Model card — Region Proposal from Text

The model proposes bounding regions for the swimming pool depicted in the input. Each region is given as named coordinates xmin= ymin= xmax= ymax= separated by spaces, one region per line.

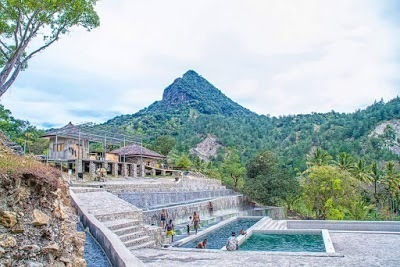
xmin=240 ymin=232 xmax=325 ymax=252
xmin=178 ymin=217 xmax=261 ymax=249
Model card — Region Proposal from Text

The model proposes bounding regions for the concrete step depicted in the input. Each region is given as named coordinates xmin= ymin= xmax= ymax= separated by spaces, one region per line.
xmin=71 ymin=187 xmax=106 ymax=193
xmin=277 ymin=220 xmax=287 ymax=230
xmin=129 ymin=240 xmax=156 ymax=250
xmin=114 ymin=225 xmax=143 ymax=236
xmin=95 ymin=211 xmax=142 ymax=222
xmin=119 ymin=231 xmax=146 ymax=242
xmin=104 ymin=219 xmax=142 ymax=231
xmin=259 ymin=218 xmax=273 ymax=229
xmin=123 ymin=235 xmax=153 ymax=248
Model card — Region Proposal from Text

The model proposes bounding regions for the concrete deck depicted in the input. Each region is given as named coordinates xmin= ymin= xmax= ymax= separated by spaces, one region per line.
xmin=132 ymin=232 xmax=400 ymax=266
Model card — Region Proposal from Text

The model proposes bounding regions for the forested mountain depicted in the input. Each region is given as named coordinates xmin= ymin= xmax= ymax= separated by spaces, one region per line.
xmin=104 ymin=70 xmax=400 ymax=173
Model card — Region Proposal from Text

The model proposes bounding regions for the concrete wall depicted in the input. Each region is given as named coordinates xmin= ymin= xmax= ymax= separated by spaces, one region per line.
xmin=70 ymin=190 xmax=145 ymax=267
xmin=143 ymin=195 xmax=250 ymax=225
xmin=287 ymin=220 xmax=400 ymax=232
xmin=118 ymin=189 xmax=237 ymax=209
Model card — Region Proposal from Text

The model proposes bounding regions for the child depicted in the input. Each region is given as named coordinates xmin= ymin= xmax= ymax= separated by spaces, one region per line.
xmin=165 ymin=219 xmax=175 ymax=242
xmin=187 ymin=216 xmax=192 ymax=235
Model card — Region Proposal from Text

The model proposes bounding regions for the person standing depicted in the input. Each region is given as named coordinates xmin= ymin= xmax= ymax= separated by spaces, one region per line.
xmin=165 ymin=219 xmax=175 ymax=242
xmin=192 ymin=211 xmax=200 ymax=234
xmin=187 ymin=216 xmax=192 ymax=235
xmin=226 ymin=232 xmax=238 ymax=251
xmin=160 ymin=209 xmax=167 ymax=229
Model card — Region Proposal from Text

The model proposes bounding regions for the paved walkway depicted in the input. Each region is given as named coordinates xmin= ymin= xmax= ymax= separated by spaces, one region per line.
xmin=132 ymin=232 xmax=400 ymax=267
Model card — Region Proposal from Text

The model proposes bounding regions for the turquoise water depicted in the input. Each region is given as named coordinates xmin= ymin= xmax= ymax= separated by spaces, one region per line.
xmin=77 ymin=223 xmax=111 ymax=267
xmin=180 ymin=218 xmax=260 ymax=249
xmin=240 ymin=233 xmax=325 ymax=252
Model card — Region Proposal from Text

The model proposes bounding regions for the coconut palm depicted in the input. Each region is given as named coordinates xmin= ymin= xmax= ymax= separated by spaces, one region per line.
xmin=306 ymin=147 xmax=332 ymax=167
xmin=334 ymin=152 xmax=354 ymax=172
xmin=352 ymin=159 xmax=372 ymax=184
xmin=370 ymin=162 xmax=381 ymax=195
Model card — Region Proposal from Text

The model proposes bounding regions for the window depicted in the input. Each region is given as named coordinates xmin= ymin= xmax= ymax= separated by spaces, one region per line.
xmin=53 ymin=144 xmax=65 ymax=151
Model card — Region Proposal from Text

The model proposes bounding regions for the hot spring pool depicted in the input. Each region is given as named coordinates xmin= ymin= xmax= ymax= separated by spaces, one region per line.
xmin=240 ymin=233 xmax=325 ymax=252
xmin=179 ymin=217 xmax=261 ymax=249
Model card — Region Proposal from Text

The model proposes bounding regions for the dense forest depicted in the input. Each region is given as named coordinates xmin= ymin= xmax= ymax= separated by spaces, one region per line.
xmin=1 ymin=71 xmax=399 ymax=220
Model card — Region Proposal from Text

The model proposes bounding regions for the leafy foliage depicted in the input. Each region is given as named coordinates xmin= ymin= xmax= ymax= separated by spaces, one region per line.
xmin=0 ymin=0 xmax=100 ymax=96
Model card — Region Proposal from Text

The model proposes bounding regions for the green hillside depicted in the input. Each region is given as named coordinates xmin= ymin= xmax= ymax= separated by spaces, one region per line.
xmin=104 ymin=70 xmax=400 ymax=173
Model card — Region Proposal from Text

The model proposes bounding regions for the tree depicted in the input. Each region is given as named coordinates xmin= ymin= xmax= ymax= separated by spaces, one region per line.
xmin=301 ymin=165 xmax=362 ymax=219
xmin=220 ymin=149 xmax=245 ymax=189
xmin=175 ymin=154 xmax=191 ymax=169
xmin=152 ymin=135 xmax=176 ymax=156
xmin=370 ymin=162 xmax=381 ymax=195
xmin=352 ymin=159 xmax=372 ymax=184
xmin=306 ymin=147 xmax=332 ymax=168
xmin=334 ymin=152 xmax=354 ymax=172
xmin=0 ymin=0 xmax=100 ymax=97
xmin=244 ymin=150 xmax=300 ymax=207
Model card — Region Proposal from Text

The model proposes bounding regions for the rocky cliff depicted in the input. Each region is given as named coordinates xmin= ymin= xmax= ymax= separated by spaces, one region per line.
xmin=0 ymin=131 xmax=86 ymax=267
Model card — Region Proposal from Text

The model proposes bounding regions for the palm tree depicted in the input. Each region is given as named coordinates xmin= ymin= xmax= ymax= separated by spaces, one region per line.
xmin=334 ymin=152 xmax=354 ymax=172
xmin=352 ymin=159 xmax=372 ymax=184
xmin=382 ymin=162 xmax=400 ymax=213
xmin=370 ymin=162 xmax=381 ymax=195
xmin=306 ymin=147 xmax=332 ymax=167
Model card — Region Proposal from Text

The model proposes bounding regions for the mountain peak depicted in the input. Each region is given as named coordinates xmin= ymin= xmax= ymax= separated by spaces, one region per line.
xmin=158 ymin=70 xmax=253 ymax=116
xmin=182 ymin=70 xmax=200 ymax=79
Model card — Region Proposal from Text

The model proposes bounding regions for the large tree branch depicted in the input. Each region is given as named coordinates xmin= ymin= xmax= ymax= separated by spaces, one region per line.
xmin=0 ymin=46 xmax=9 ymax=60
xmin=24 ymin=24 xmax=66 ymax=62
xmin=0 ymin=39 xmax=11 ymax=52
xmin=0 ymin=61 xmax=21 ymax=97
xmin=20 ymin=10 xmax=39 ymax=48
xmin=14 ymin=8 xmax=22 ymax=47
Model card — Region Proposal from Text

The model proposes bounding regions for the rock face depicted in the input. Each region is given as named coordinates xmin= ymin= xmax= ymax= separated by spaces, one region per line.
xmin=371 ymin=119 xmax=400 ymax=156
xmin=190 ymin=135 xmax=222 ymax=162
xmin=0 ymin=137 xmax=87 ymax=267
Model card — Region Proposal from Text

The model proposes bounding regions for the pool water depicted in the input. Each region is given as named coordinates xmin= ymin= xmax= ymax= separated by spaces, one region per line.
xmin=240 ymin=233 xmax=325 ymax=252
xmin=180 ymin=218 xmax=260 ymax=249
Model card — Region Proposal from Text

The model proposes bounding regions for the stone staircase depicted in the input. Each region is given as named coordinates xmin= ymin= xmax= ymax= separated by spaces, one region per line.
xmin=103 ymin=217 xmax=156 ymax=250
xmin=258 ymin=218 xmax=287 ymax=230
xmin=95 ymin=212 xmax=156 ymax=250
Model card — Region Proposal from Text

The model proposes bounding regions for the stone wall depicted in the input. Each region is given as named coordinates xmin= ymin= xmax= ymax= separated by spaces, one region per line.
xmin=143 ymin=195 xmax=250 ymax=225
xmin=118 ymin=189 xmax=237 ymax=209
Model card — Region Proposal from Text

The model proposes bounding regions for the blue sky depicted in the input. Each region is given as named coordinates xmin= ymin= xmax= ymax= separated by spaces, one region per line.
xmin=1 ymin=0 xmax=399 ymax=128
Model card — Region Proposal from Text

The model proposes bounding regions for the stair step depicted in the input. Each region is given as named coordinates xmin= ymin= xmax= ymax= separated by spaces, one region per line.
xmin=104 ymin=218 xmax=141 ymax=231
xmin=123 ymin=235 xmax=152 ymax=247
xmin=119 ymin=231 xmax=146 ymax=242
xmin=114 ymin=225 xmax=143 ymax=236
xmin=129 ymin=240 xmax=156 ymax=250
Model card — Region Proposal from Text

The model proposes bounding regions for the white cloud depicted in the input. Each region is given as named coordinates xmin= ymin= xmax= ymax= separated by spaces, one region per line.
xmin=1 ymin=0 xmax=399 ymax=127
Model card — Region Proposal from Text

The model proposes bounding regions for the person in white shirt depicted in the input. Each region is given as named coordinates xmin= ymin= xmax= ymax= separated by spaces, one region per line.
xmin=226 ymin=232 xmax=238 ymax=251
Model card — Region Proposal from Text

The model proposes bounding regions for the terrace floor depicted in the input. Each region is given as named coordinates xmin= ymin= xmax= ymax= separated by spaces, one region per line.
xmin=132 ymin=231 xmax=400 ymax=267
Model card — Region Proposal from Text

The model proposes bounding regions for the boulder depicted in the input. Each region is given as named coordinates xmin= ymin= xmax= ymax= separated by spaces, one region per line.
xmin=0 ymin=234 xmax=17 ymax=248
xmin=32 ymin=209 xmax=49 ymax=226
xmin=0 ymin=210 xmax=17 ymax=228
xmin=41 ymin=243 xmax=59 ymax=254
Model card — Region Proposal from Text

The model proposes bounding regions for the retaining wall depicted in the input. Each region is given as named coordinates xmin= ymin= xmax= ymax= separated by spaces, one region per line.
xmin=70 ymin=190 xmax=144 ymax=267
xmin=143 ymin=195 xmax=250 ymax=225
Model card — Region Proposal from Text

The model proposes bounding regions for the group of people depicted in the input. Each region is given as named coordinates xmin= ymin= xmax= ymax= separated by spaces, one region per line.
xmin=160 ymin=207 xmax=245 ymax=251
xmin=161 ymin=209 xmax=201 ymax=242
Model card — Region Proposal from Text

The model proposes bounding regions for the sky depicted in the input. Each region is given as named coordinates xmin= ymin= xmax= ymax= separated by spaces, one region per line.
xmin=1 ymin=0 xmax=400 ymax=129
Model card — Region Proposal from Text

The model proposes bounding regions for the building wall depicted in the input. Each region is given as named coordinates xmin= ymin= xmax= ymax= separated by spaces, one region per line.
xmin=48 ymin=137 xmax=88 ymax=160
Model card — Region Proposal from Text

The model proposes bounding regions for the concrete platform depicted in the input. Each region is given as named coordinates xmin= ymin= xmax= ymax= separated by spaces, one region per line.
xmin=132 ymin=232 xmax=400 ymax=266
